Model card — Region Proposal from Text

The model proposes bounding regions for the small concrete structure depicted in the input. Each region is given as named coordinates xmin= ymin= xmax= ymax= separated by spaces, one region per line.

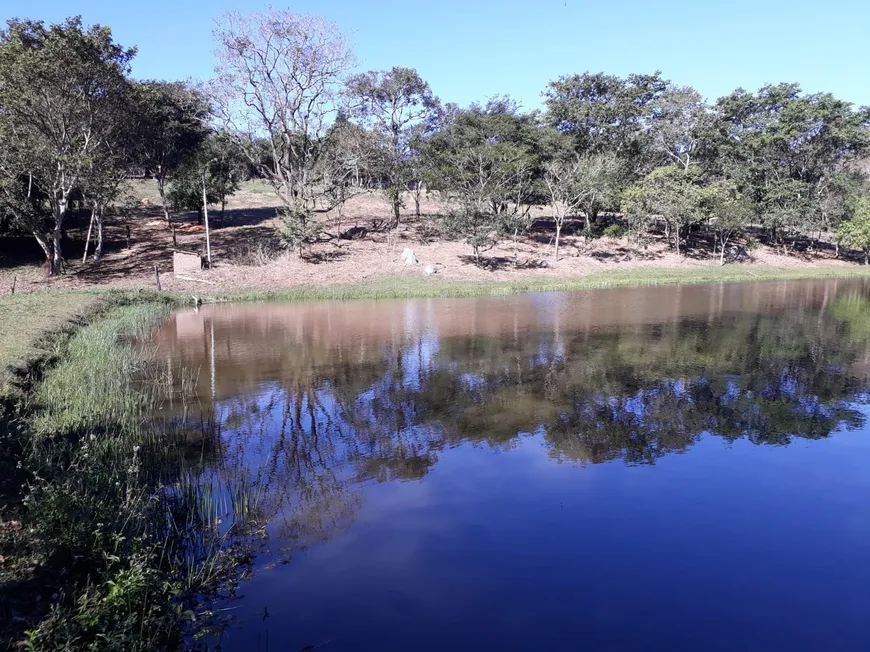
xmin=173 ymin=249 xmax=203 ymax=276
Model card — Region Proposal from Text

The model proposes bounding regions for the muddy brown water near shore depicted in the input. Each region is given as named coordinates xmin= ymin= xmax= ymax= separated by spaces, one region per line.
xmin=154 ymin=279 xmax=870 ymax=651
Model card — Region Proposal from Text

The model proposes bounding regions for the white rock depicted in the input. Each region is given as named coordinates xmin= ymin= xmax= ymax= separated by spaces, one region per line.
xmin=424 ymin=264 xmax=436 ymax=275
xmin=401 ymin=248 xmax=418 ymax=265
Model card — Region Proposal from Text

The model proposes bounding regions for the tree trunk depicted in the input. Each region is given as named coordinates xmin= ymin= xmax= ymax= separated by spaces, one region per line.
xmin=202 ymin=169 xmax=211 ymax=268
xmin=82 ymin=209 xmax=95 ymax=264
xmin=719 ymin=236 xmax=727 ymax=265
xmin=865 ymin=251 xmax=868 ymax=266
xmin=675 ymin=226 xmax=681 ymax=257
xmin=587 ymin=207 xmax=598 ymax=228
xmin=49 ymin=199 xmax=67 ymax=276
xmin=94 ymin=205 xmax=104 ymax=263
xmin=33 ymin=231 xmax=51 ymax=268
xmin=157 ymin=174 xmax=171 ymax=225
xmin=554 ymin=220 xmax=562 ymax=261
xmin=391 ymin=189 xmax=401 ymax=229
xmin=51 ymin=224 xmax=63 ymax=275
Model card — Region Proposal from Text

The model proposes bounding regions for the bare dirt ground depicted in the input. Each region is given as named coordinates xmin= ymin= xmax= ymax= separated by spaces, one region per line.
xmin=0 ymin=180 xmax=858 ymax=295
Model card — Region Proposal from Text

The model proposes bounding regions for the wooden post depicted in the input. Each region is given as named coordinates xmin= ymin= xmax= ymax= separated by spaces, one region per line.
xmin=10 ymin=275 xmax=16 ymax=296
xmin=125 ymin=224 xmax=131 ymax=249
xmin=202 ymin=168 xmax=211 ymax=269
xmin=154 ymin=265 xmax=162 ymax=291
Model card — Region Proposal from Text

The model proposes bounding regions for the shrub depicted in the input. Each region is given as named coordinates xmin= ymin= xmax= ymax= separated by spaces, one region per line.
xmin=603 ymin=223 xmax=626 ymax=239
xmin=275 ymin=202 xmax=321 ymax=257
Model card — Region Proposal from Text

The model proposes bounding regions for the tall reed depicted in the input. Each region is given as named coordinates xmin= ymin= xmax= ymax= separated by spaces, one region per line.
xmin=3 ymin=294 xmax=265 ymax=651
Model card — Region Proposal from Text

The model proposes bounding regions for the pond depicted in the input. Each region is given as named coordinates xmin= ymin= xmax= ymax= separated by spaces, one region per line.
xmin=155 ymin=279 xmax=870 ymax=651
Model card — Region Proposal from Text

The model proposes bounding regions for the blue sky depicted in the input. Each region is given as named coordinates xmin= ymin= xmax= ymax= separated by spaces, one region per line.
xmin=13 ymin=0 xmax=870 ymax=110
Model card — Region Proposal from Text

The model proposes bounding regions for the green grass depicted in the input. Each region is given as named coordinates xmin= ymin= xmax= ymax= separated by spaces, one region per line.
xmin=236 ymin=179 xmax=276 ymax=194
xmin=216 ymin=265 xmax=870 ymax=303
xmin=29 ymin=299 xmax=176 ymax=437
xmin=0 ymin=291 xmax=104 ymax=399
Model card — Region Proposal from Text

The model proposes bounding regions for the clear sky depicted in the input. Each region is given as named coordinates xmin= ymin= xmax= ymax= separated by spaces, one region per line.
xmin=11 ymin=0 xmax=870 ymax=110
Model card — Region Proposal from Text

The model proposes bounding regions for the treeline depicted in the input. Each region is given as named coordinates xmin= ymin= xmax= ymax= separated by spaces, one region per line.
xmin=2 ymin=9 xmax=870 ymax=275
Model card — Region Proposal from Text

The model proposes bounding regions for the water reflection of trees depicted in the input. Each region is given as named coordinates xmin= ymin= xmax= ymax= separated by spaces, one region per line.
xmin=180 ymin=289 xmax=870 ymax=545
xmin=428 ymin=310 xmax=868 ymax=464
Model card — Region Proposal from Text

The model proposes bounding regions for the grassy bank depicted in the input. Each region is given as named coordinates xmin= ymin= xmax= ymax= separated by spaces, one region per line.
xmin=0 ymin=292 xmax=255 ymax=651
xmin=219 ymin=265 xmax=870 ymax=303
xmin=0 ymin=291 xmax=105 ymax=400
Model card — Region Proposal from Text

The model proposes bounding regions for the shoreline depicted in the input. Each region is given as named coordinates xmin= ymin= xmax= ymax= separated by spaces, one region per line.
xmin=212 ymin=265 xmax=870 ymax=303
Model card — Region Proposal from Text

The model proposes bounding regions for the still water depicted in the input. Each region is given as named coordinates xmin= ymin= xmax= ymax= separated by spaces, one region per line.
xmin=156 ymin=280 xmax=870 ymax=651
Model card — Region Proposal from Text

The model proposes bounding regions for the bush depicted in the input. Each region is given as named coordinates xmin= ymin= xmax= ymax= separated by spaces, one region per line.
xmin=275 ymin=202 xmax=321 ymax=257
xmin=603 ymin=223 xmax=626 ymax=239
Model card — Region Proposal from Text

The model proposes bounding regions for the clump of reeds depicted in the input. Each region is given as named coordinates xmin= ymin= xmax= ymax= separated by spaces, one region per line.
xmin=2 ymin=295 xmax=268 ymax=651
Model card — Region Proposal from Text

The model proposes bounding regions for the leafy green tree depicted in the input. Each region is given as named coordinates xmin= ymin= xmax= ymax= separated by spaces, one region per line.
xmin=622 ymin=165 xmax=713 ymax=255
xmin=758 ymin=178 xmax=818 ymax=250
xmin=544 ymin=71 xmax=668 ymax=164
xmin=424 ymin=98 xmax=543 ymax=264
xmin=167 ymin=131 xmax=245 ymax=222
xmin=0 ymin=17 xmax=134 ymax=274
xmin=648 ymin=85 xmax=709 ymax=171
xmin=132 ymin=80 xmax=209 ymax=225
xmin=276 ymin=201 xmax=321 ymax=258
xmin=79 ymin=126 xmax=138 ymax=264
xmin=167 ymin=162 xmax=218 ymax=218
xmin=347 ymin=67 xmax=439 ymax=227
xmin=837 ymin=195 xmax=870 ymax=264
xmin=712 ymin=83 xmax=870 ymax=246
xmin=707 ymin=183 xmax=753 ymax=264
xmin=817 ymin=171 xmax=867 ymax=256
xmin=317 ymin=114 xmax=384 ymax=221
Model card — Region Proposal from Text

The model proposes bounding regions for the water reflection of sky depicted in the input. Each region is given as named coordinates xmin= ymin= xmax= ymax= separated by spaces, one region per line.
xmin=220 ymin=433 xmax=870 ymax=651
xmin=156 ymin=280 xmax=870 ymax=651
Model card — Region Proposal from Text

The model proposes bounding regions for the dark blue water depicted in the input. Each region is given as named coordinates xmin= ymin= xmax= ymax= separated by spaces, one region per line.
xmin=160 ymin=279 xmax=870 ymax=651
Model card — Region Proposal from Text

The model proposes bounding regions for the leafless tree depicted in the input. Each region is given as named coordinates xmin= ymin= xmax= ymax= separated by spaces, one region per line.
xmin=210 ymin=8 xmax=356 ymax=209
xmin=544 ymin=152 xmax=620 ymax=260
xmin=544 ymin=157 xmax=586 ymax=261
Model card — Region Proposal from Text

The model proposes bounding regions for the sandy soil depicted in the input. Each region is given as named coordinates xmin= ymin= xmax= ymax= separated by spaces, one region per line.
xmin=0 ymin=181 xmax=857 ymax=295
